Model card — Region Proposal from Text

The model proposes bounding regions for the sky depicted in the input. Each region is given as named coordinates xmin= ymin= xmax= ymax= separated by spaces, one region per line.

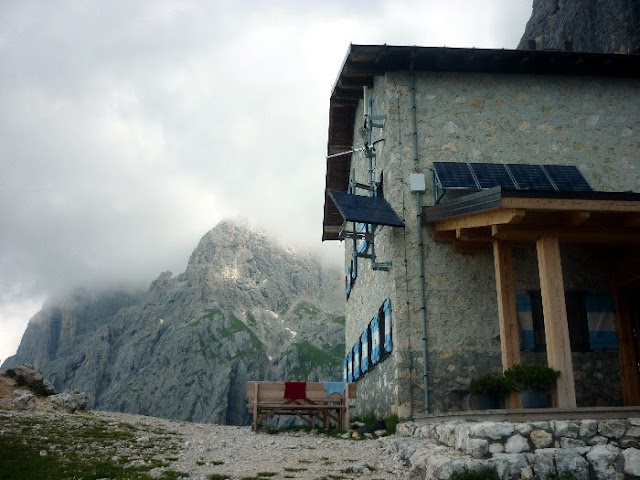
xmin=0 ymin=0 xmax=533 ymax=363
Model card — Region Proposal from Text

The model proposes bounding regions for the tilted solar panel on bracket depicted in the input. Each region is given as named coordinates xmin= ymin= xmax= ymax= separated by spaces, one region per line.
xmin=328 ymin=191 xmax=405 ymax=227
xmin=470 ymin=163 xmax=517 ymax=189
xmin=543 ymin=165 xmax=593 ymax=192
xmin=507 ymin=164 xmax=555 ymax=190
xmin=433 ymin=162 xmax=478 ymax=189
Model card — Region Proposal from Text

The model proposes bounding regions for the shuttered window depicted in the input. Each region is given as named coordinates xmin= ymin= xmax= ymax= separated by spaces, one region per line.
xmin=517 ymin=290 xmax=616 ymax=352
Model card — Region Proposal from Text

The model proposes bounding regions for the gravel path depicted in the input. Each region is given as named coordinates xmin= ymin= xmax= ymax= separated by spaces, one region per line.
xmin=94 ymin=411 xmax=407 ymax=480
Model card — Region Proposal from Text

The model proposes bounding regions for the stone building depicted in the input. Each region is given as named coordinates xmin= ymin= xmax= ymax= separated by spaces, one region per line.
xmin=322 ymin=45 xmax=640 ymax=420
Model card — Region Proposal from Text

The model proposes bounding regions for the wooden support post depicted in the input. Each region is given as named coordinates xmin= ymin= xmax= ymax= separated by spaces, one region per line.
xmin=493 ymin=239 xmax=522 ymax=409
xmin=344 ymin=383 xmax=351 ymax=430
xmin=536 ymin=236 xmax=577 ymax=408
xmin=253 ymin=382 xmax=259 ymax=431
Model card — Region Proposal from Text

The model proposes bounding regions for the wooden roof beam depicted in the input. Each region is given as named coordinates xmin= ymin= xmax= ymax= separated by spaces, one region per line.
xmin=492 ymin=225 xmax=640 ymax=245
xmin=502 ymin=197 xmax=640 ymax=213
xmin=434 ymin=208 xmax=526 ymax=232
xmin=431 ymin=229 xmax=455 ymax=243
xmin=565 ymin=211 xmax=591 ymax=226
xmin=624 ymin=213 xmax=640 ymax=227
xmin=456 ymin=227 xmax=493 ymax=243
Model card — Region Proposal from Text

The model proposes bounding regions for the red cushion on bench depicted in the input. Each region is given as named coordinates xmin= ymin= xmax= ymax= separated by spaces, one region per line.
xmin=284 ymin=381 xmax=306 ymax=399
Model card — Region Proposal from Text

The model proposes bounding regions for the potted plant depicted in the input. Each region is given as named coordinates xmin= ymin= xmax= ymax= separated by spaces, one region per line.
xmin=469 ymin=373 xmax=508 ymax=410
xmin=503 ymin=363 xmax=560 ymax=408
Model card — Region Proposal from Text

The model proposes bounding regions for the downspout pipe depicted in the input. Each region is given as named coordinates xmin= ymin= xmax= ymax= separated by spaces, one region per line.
xmin=410 ymin=61 xmax=429 ymax=414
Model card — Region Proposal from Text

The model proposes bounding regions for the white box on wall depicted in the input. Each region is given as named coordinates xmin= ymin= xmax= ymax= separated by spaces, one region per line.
xmin=410 ymin=173 xmax=426 ymax=192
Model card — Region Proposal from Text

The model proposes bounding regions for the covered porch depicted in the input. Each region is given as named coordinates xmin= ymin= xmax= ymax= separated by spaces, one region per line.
xmin=424 ymin=187 xmax=640 ymax=410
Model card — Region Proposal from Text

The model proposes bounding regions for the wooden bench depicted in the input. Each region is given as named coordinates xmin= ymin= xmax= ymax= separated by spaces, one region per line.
xmin=246 ymin=381 xmax=356 ymax=431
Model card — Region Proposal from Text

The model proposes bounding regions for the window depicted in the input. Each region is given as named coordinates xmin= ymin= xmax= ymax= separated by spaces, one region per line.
xmin=353 ymin=343 xmax=361 ymax=380
xmin=360 ymin=328 xmax=370 ymax=374
xmin=381 ymin=298 xmax=393 ymax=354
xmin=370 ymin=314 xmax=381 ymax=365
xmin=516 ymin=291 xmax=617 ymax=352
xmin=344 ymin=298 xmax=394 ymax=381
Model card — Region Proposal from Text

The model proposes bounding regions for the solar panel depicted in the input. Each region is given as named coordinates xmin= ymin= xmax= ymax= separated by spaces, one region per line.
xmin=543 ymin=165 xmax=593 ymax=192
xmin=431 ymin=162 xmax=593 ymax=202
xmin=470 ymin=163 xmax=517 ymax=189
xmin=328 ymin=191 xmax=405 ymax=227
xmin=507 ymin=164 xmax=554 ymax=190
xmin=433 ymin=162 xmax=478 ymax=189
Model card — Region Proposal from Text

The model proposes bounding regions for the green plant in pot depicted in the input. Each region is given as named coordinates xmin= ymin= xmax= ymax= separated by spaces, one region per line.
xmin=469 ymin=373 xmax=508 ymax=410
xmin=503 ymin=363 xmax=560 ymax=408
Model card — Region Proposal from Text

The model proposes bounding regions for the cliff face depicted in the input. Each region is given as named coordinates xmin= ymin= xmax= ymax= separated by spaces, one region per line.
xmin=518 ymin=0 xmax=640 ymax=53
xmin=3 ymin=220 xmax=345 ymax=424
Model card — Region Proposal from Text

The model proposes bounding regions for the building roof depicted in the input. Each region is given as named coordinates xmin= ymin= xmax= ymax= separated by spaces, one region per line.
xmin=423 ymin=187 xmax=640 ymax=251
xmin=323 ymin=44 xmax=640 ymax=241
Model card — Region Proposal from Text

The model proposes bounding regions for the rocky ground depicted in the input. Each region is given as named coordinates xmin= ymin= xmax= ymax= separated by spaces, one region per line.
xmin=0 ymin=369 xmax=412 ymax=480
xmin=1 ymin=408 xmax=409 ymax=480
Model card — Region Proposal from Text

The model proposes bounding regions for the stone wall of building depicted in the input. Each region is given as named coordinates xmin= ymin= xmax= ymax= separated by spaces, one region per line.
xmin=522 ymin=351 xmax=624 ymax=408
xmin=342 ymin=69 xmax=637 ymax=417
xmin=344 ymin=77 xmax=407 ymax=418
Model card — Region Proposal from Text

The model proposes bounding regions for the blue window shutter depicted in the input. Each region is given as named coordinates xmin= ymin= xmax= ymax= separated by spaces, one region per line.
xmin=586 ymin=295 xmax=618 ymax=350
xmin=357 ymin=223 xmax=368 ymax=254
xmin=370 ymin=315 xmax=380 ymax=365
xmin=343 ymin=357 xmax=348 ymax=382
xmin=347 ymin=351 xmax=353 ymax=382
xmin=516 ymin=292 xmax=536 ymax=350
xmin=351 ymin=254 xmax=357 ymax=280
xmin=383 ymin=298 xmax=393 ymax=354
xmin=353 ymin=343 xmax=361 ymax=380
xmin=345 ymin=266 xmax=352 ymax=297
xmin=360 ymin=329 xmax=369 ymax=374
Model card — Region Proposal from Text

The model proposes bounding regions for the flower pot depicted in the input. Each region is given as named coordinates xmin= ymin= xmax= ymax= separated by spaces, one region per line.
xmin=521 ymin=388 xmax=550 ymax=408
xmin=474 ymin=393 xmax=500 ymax=410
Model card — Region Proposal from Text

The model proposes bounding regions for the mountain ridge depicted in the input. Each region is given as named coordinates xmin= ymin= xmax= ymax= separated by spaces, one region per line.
xmin=2 ymin=219 xmax=345 ymax=424
xmin=518 ymin=0 xmax=640 ymax=53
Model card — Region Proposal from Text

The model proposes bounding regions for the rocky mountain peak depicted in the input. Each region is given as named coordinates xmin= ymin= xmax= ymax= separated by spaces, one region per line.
xmin=182 ymin=219 xmax=337 ymax=314
xmin=518 ymin=0 xmax=640 ymax=53
xmin=3 ymin=220 xmax=345 ymax=424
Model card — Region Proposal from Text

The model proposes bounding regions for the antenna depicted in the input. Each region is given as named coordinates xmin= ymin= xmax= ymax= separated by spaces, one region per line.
xmin=343 ymin=87 xmax=392 ymax=271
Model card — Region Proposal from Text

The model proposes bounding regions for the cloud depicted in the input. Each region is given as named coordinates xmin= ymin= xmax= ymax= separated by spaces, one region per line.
xmin=0 ymin=0 xmax=533 ymax=361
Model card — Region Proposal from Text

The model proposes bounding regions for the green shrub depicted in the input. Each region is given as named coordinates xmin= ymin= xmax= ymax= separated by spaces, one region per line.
xmin=450 ymin=465 xmax=500 ymax=480
xmin=503 ymin=363 xmax=560 ymax=392
xmin=541 ymin=473 xmax=578 ymax=480
xmin=385 ymin=414 xmax=400 ymax=435
xmin=207 ymin=475 xmax=231 ymax=480
xmin=468 ymin=373 xmax=508 ymax=395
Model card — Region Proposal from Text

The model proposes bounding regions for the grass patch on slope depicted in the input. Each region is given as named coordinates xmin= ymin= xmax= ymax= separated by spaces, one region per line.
xmin=290 ymin=341 xmax=344 ymax=379
xmin=292 ymin=301 xmax=320 ymax=318
xmin=0 ymin=412 xmax=183 ymax=480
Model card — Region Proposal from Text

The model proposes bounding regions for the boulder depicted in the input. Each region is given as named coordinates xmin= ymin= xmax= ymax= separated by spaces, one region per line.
xmin=12 ymin=389 xmax=35 ymax=410
xmin=586 ymin=444 xmax=623 ymax=480
xmin=469 ymin=422 xmax=515 ymax=440
xmin=623 ymin=447 xmax=640 ymax=477
xmin=8 ymin=364 xmax=56 ymax=395
xmin=525 ymin=451 xmax=556 ymax=479
xmin=530 ymin=429 xmax=553 ymax=449
xmin=598 ymin=420 xmax=627 ymax=439
xmin=555 ymin=449 xmax=589 ymax=480
xmin=48 ymin=392 xmax=88 ymax=413
xmin=505 ymin=434 xmax=530 ymax=454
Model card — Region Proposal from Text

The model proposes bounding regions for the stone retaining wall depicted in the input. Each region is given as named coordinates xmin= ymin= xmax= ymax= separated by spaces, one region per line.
xmin=396 ymin=419 xmax=640 ymax=479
